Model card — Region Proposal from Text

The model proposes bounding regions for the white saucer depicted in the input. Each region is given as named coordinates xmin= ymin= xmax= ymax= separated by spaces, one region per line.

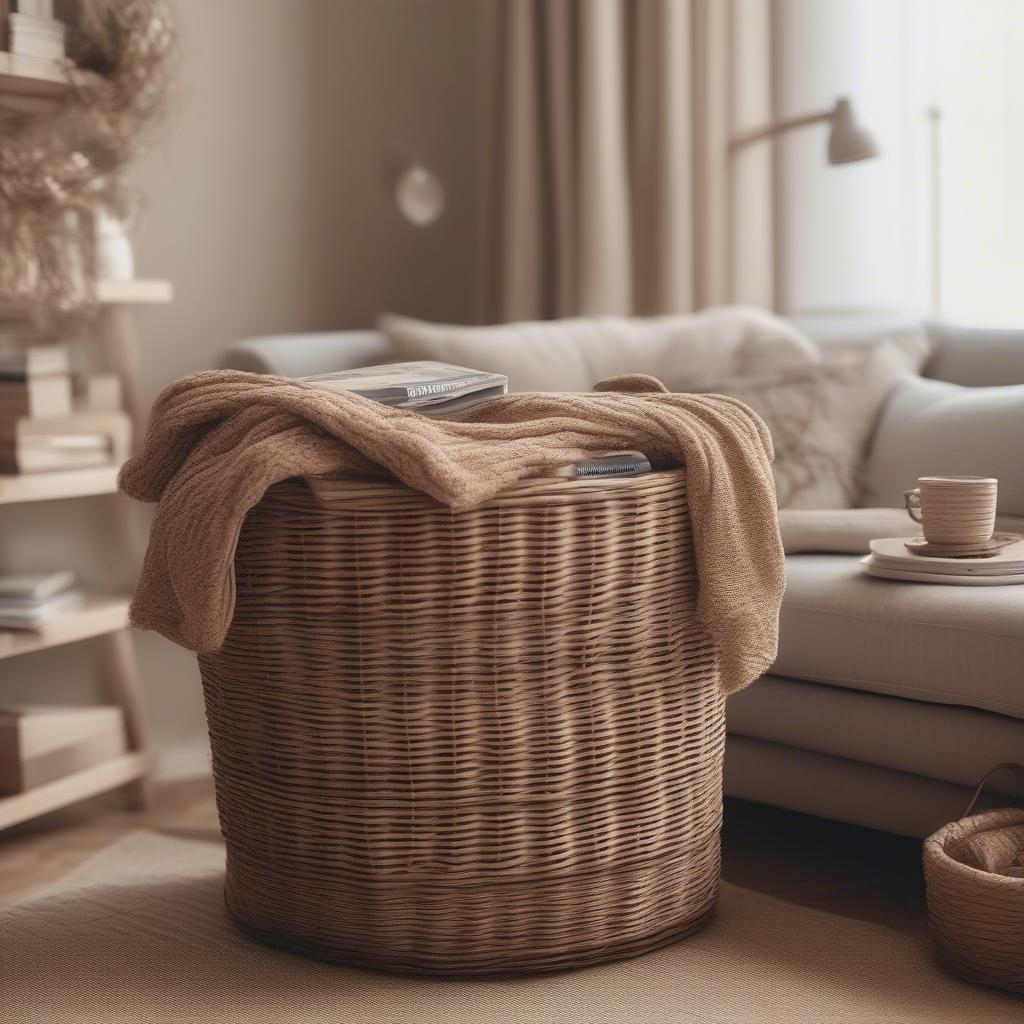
xmin=868 ymin=537 xmax=1024 ymax=576
xmin=904 ymin=531 xmax=1023 ymax=558
xmin=861 ymin=556 xmax=1024 ymax=586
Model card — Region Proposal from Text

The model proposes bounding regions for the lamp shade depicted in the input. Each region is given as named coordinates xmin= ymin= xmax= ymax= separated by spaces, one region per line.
xmin=827 ymin=98 xmax=880 ymax=165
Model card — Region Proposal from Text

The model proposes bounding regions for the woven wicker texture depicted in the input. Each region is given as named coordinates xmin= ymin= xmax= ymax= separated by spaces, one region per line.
xmin=924 ymin=803 xmax=1024 ymax=993
xmin=198 ymin=469 xmax=725 ymax=975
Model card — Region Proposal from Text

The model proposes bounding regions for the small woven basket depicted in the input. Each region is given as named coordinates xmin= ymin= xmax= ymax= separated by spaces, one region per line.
xmin=923 ymin=762 xmax=1024 ymax=993
xmin=198 ymin=468 xmax=726 ymax=975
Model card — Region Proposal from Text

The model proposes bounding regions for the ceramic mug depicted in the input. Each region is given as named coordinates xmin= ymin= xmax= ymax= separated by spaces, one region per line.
xmin=904 ymin=476 xmax=997 ymax=545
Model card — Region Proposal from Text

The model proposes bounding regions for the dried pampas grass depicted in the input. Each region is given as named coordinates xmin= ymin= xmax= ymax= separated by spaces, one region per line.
xmin=0 ymin=0 xmax=176 ymax=311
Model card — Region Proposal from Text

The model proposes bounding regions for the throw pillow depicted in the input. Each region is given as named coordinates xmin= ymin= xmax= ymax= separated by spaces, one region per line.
xmin=677 ymin=341 xmax=915 ymax=509
xmin=818 ymin=324 xmax=932 ymax=374
xmin=379 ymin=306 xmax=819 ymax=393
xmin=859 ymin=376 xmax=1024 ymax=517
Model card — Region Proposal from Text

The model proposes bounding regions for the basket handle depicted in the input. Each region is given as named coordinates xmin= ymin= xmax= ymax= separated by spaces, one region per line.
xmin=960 ymin=762 xmax=1024 ymax=818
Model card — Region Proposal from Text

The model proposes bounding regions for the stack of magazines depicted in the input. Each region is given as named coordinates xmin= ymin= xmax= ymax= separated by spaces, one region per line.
xmin=299 ymin=362 xmax=507 ymax=416
xmin=0 ymin=572 xmax=83 ymax=630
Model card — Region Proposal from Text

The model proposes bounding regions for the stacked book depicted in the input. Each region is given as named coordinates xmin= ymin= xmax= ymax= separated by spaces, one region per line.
xmin=0 ymin=571 xmax=82 ymax=629
xmin=0 ymin=704 xmax=126 ymax=794
xmin=6 ymin=4 xmax=65 ymax=60
xmin=0 ymin=344 xmax=130 ymax=474
xmin=861 ymin=536 xmax=1024 ymax=586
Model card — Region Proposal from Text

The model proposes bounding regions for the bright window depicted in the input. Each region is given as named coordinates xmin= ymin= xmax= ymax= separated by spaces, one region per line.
xmin=774 ymin=0 xmax=1024 ymax=325
xmin=926 ymin=0 xmax=1024 ymax=323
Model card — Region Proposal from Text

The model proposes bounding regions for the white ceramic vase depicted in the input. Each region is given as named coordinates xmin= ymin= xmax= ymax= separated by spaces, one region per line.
xmin=94 ymin=209 xmax=135 ymax=281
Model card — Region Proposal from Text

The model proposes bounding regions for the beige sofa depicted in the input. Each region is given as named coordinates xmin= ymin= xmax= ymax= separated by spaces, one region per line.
xmin=223 ymin=317 xmax=1024 ymax=838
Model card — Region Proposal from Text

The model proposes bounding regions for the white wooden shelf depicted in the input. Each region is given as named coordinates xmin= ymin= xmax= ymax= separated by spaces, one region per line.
xmin=0 ymin=51 xmax=99 ymax=113
xmin=95 ymin=279 xmax=173 ymax=305
xmin=0 ymin=279 xmax=172 ymax=317
xmin=0 ymin=751 xmax=151 ymax=831
xmin=0 ymin=222 xmax=164 ymax=826
xmin=0 ymin=593 xmax=130 ymax=662
xmin=0 ymin=464 xmax=122 ymax=506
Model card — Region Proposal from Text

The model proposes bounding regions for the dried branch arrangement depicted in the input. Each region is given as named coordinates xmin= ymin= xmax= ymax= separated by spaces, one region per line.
xmin=0 ymin=0 xmax=176 ymax=310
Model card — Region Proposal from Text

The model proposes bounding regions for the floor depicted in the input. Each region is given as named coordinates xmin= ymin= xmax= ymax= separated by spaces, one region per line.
xmin=0 ymin=778 xmax=928 ymax=939
xmin=0 ymin=776 xmax=221 ymax=907
xmin=722 ymin=795 xmax=926 ymax=936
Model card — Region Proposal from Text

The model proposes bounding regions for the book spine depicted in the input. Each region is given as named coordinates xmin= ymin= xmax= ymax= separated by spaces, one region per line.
xmin=0 ymin=386 xmax=20 ymax=471
xmin=0 ymin=375 xmax=72 ymax=419
xmin=0 ymin=390 xmax=30 ymax=417
xmin=0 ymin=344 xmax=71 ymax=380
xmin=405 ymin=377 xmax=487 ymax=400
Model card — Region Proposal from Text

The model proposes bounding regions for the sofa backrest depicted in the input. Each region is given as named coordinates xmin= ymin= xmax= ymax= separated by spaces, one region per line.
xmin=794 ymin=315 xmax=1024 ymax=387
xmin=225 ymin=320 xmax=1024 ymax=389
xmin=223 ymin=330 xmax=392 ymax=377
xmin=922 ymin=323 xmax=1024 ymax=387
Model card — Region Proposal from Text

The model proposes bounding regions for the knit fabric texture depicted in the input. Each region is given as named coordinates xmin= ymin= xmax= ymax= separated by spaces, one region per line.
xmin=119 ymin=370 xmax=784 ymax=694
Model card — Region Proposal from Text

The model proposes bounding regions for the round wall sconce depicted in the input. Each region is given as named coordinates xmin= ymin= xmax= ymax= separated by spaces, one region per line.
xmin=395 ymin=161 xmax=445 ymax=227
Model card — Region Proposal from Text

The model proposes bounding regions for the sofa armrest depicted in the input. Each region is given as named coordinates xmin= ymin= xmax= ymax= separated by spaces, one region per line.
xmin=221 ymin=331 xmax=392 ymax=377
xmin=924 ymin=322 xmax=1024 ymax=386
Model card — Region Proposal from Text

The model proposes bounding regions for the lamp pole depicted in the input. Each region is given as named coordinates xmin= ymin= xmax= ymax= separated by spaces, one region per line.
xmin=927 ymin=105 xmax=943 ymax=317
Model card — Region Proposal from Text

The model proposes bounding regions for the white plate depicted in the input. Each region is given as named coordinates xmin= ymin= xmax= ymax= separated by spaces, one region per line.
xmin=860 ymin=556 xmax=1024 ymax=586
xmin=868 ymin=537 xmax=1024 ymax=576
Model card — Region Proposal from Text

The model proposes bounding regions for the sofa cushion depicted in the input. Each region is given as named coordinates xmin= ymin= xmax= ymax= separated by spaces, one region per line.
xmin=728 ymin=674 xmax=1024 ymax=797
xmin=775 ymin=554 xmax=1024 ymax=719
xmin=677 ymin=341 xmax=916 ymax=509
xmin=860 ymin=375 xmax=1024 ymax=516
xmin=812 ymin=322 xmax=932 ymax=371
xmin=379 ymin=306 xmax=818 ymax=393
xmin=725 ymin=736 xmax=1001 ymax=839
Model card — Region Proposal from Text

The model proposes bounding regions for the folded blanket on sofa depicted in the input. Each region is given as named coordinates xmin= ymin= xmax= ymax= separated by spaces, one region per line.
xmin=119 ymin=370 xmax=784 ymax=695
xmin=779 ymin=508 xmax=1024 ymax=554
xmin=779 ymin=508 xmax=918 ymax=553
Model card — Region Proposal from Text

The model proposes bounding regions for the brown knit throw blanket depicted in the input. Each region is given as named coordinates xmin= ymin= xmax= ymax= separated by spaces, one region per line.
xmin=120 ymin=370 xmax=784 ymax=694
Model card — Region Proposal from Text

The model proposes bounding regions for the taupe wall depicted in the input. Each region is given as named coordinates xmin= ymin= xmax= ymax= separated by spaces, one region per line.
xmin=310 ymin=0 xmax=497 ymax=331
xmin=0 ymin=0 xmax=497 ymax=775
xmin=132 ymin=0 xmax=496 ymax=404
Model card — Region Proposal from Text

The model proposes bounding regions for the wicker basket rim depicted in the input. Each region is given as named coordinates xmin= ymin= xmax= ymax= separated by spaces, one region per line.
xmin=303 ymin=466 xmax=687 ymax=506
xmin=925 ymin=807 xmax=1024 ymax=886
xmin=927 ymin=805 xmax=1024 ymax=844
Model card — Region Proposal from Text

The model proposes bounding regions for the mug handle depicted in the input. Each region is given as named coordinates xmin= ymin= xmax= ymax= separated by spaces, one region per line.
xmin=904 ymin=488 xmax=923 ymax=524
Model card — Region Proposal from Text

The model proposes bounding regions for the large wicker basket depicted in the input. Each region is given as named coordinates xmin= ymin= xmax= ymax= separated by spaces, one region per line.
xmin=198 ymin=468 xmax=725 ymax=975
xmin=924 ymin=763 xmax=1024 ymax=993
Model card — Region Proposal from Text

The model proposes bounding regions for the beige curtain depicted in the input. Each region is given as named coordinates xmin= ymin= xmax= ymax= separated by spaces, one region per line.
xmin=492 ymin=0 xmax=775 ymax=321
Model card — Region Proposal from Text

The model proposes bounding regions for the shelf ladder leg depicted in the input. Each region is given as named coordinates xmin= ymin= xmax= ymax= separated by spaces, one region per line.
xmin=97 ymin=627 xmax=153 ymax=810
xmin=96 ymin=304 xmax=147 ymax=444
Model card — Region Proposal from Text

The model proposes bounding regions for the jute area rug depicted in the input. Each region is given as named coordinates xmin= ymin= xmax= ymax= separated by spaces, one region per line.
xmin=1 ymin=831 xmax=1021 ymax=1024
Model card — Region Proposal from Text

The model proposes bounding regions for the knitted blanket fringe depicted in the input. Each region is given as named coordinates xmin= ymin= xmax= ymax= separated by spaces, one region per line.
xmin=120 ymin=370 xmax=785 ymax=694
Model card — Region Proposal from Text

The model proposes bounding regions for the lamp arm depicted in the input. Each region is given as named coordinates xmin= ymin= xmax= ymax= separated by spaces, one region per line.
xmin=729 ymin=108 xmax=834 ymax=151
